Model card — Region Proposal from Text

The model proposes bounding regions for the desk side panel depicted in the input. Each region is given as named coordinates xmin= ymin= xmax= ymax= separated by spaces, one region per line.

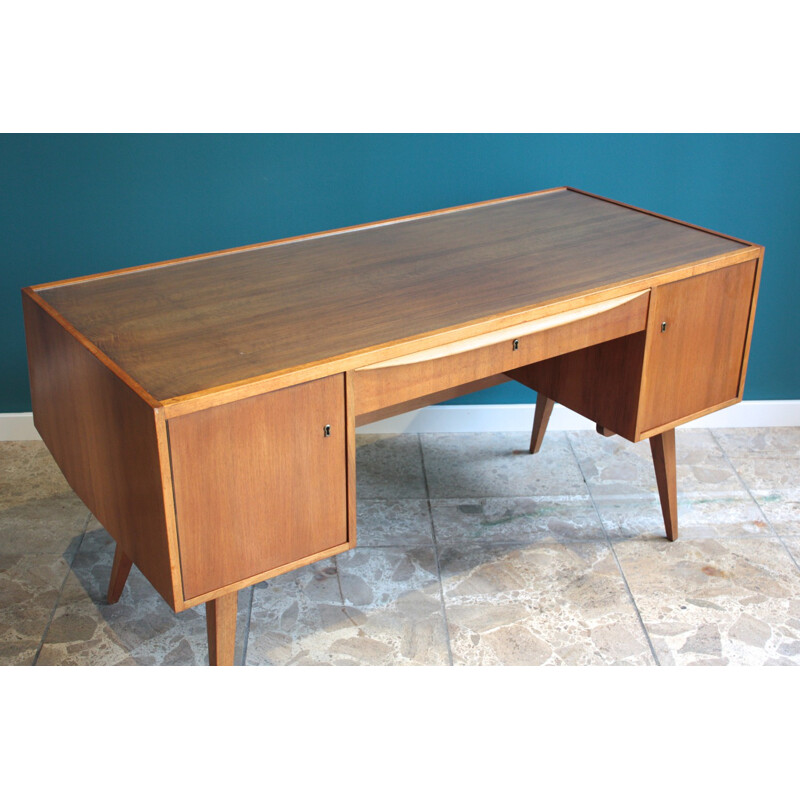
xmin=22 ymin=291 xmax=177 ymax=606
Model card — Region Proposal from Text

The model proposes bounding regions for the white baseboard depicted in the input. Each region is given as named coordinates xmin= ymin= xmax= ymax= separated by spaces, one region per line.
xmin=3 ymin=401 xmax=799 ymax=441
xmin=0 ymin=413 xmax=41 ymax=441
xmin=355 ymin=400 xmax=800 ymax=434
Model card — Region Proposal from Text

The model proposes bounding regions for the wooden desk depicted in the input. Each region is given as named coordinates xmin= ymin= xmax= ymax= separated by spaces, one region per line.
xmin=21 ymin=187 xmax=763 ymax=665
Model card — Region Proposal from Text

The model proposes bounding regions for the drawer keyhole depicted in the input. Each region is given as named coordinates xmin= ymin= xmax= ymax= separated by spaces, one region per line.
xmin=661 ymin=321 xmax=668 ymax=332
xmin=323 ymin=424 xmax=331 ymax=437
xmin=512 ymin=339 xmax=520 ymax=351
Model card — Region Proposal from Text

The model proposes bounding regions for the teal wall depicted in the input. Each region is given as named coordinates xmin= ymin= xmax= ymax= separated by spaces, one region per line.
xmin=2 ymin=134 xmax=798 ymax=412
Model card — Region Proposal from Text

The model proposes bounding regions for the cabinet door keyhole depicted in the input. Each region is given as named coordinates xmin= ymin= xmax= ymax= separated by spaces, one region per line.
xmin=323 ymin=424 xmax=331 ymax=437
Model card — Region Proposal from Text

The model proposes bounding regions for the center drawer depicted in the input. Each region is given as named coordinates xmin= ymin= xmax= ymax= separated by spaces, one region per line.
xmin=353 ymin=290 xmax=650 ymax=422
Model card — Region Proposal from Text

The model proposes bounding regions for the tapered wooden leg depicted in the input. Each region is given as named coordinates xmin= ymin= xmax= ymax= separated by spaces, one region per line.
xmin=650 ymin=428 xmax=678 ymax=541
xmin=529 ymin=394 xmax=555 ymax=454
xmin=206 ymin=592 xmax=238 ymax=666
xmin=107 ymin=543 xmax=133 ymax=604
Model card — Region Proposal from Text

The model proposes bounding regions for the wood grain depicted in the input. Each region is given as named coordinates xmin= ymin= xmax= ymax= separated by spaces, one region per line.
xmin=354 ymin=290 xmax=649 ymax=419
xmin=510 ymin=331 xmax=648 ymax=442
xmin=36 ymin=188 xmax=751 ymax=402
xmin=345 ymin=371 xmax=357 ymax=548
xmin=107 ymin=544 xmax=133 ymax=604
xmin=650 ymin=429 xmax=678 ymax=541
xmin=168 ymin=374 xmax=351 ymax=600
xmin=21 ymin=290 xmax=178 ymax=606
xmin=206 ymin=592 xmax=238 ymax=666
xmin=180 ymin=541 xmax=353 ymax=609
xmin=637 ymin=259 xmax=758 ymax=433
xmin=734 ymin=251 xmax=765 ymax=399
xmin=355 ymin=375 xmax=510 ymax=427
xmin=529 ymin=395 xmax=555 ymax=454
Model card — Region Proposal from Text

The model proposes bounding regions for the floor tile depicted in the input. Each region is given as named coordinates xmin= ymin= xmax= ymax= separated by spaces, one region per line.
xmin=0 ymin=441 xmax=76 ymax=511
xmin=568 ymin=429 xmax=742 ymax=498
xmin=713 ymin=427 xmax=800 ymax=458
xmin=356 ymin=499 xmax=434 ymax=547
xmin=355 ymin=434 xmax=427 ymax=499
xmin=439 ymin=540 xmax=654 ymax=665
xmin=0 ymin=498 xmax=88 ymax=559
xmin=36 ymin=530 xmax=252 ymax=665
xmin=431 ymin=496 xmax=605 ymax=544
xmin=709 ymin=429 xmax=800 ymax=537
xmin=246 ymin=546 xmax=449 ymax=665
xmin=726 ymin=456 xmax=800 ymax=495
xmin=750 ymin=491 xmax=800 ymax=537
xmin=4 ymin=427 xmax=799 ymax=667
xmin=0 ymin=442 xmax=88 ymax=557
xmin=421 ymin=431 xmax=588 ymax=498
xmin=723 ymin=451 xmax=800 ymax=536
xmin=613 ymin=538 xmax=800 ymax=665
xmin=0 ymin=552 xmax=73 ymax=665
xmin=781 ymin=537 xmax=800 ymax=571
xmin=595 ymin=493 xmax=773 ymax=541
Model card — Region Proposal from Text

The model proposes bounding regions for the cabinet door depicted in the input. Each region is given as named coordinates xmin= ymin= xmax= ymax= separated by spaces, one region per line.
xmin=637 ymin=259 xmax=758 ymax=435
xmin=168 ymin=374 xmax=351 ymax=600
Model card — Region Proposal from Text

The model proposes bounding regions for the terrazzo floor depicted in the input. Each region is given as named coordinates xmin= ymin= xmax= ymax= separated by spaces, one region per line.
xmin=2 ymin=427 xmax=799 ymax=666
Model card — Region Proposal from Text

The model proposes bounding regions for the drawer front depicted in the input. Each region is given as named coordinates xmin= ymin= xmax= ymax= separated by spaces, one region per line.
xmin=637 ymin=259 xmax=759 ymax=434
xmin=168 ymin=374 xmax=350 ymax=600
xmin=354 ymin=291 xmax=650 ymax=420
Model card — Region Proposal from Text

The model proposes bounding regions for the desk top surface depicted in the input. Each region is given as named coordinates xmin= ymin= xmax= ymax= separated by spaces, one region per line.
xmin=34 ymin=187 xmax=753 ymax=403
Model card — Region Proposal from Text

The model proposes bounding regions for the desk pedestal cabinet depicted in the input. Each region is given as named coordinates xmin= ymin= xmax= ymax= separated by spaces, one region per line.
xmin=21 ymin=188 xmax=762 ymax=665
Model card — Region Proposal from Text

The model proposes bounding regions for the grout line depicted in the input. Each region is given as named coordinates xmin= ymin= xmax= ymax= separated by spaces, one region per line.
xmin=31 ymin=510 xmax=92 ymax=666
xmin=709 ymin=430 xmax=800 ymax=573
xmin=418 ymin=433 xmax=454 ymax=666
xmin=565 ymin=431 xmax=661 ymax=666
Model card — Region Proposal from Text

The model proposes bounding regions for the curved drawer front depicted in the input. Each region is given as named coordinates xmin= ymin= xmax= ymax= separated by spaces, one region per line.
xmin=354 ymin=290 xmax=650 ymax=420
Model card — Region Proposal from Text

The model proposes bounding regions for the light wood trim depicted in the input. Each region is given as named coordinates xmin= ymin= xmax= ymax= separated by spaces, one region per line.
xmin=206 ymin=592 xmax=238 ymax=666
xmin=735 ymin=249 xmax=765 ymax=398
xmin=160 ymin=249 xmax=759 ymax=419
xmin=636 ymin=397 xmax=742 ymax=441
xmin=181 ymin=541 xmax=353 ymax=609
xmin=355 ymin=288 xmax=648 ymax=423
xmin=358 ymin=293 xmax=648 ymax=370
xmin=30 ymin=186 xmax=568 ymax=292
xmin=154 ymin=407 xmax=187 ymax=610
xmin=21 ymin=287 xmax=160 ymax=408
xmin=345 ymin=371 xmax=357 ymax=549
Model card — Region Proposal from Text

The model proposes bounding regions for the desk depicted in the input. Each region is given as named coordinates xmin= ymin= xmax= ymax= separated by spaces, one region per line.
xmin=21 ymin=187 xmax=763 ymax=665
